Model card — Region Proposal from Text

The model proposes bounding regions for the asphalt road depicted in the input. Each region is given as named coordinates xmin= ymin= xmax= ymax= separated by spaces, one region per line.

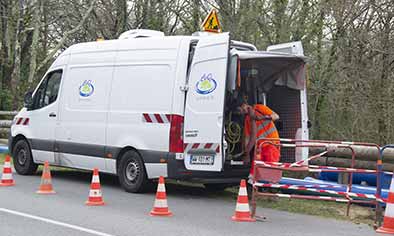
xmin=0 ymin=168 xmax=377 ymax=236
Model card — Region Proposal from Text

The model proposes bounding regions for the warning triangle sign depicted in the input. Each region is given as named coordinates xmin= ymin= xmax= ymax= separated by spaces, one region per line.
xmin=202 ymin=9 xmax=221 ymax=33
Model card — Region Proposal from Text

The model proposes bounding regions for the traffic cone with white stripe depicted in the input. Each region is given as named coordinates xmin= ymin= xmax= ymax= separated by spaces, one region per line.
xmin=0 ymin=155 xmax=14 ymax=186
xmin=37 ymin=161 xmax=55 ymax=194
xmin=150 ymin=176 xmax=172 ymax=216
xmin=85 ymin=168 xmax=105 ymax=206
xmin=232 ymin=179 xmax=256 ymax=222
xmin=377 ymin=173 xmax=394 ymax=234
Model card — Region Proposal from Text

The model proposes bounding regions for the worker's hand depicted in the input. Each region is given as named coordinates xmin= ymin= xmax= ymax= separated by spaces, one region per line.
xmin=239 ymin=104 xmax=249 ymax=115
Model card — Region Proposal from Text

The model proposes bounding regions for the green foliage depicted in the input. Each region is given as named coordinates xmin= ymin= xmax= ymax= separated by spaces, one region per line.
xmin=0 ymin=89 xmax=14 ymax=111
xmin=0 ymin=0 xmax=393 ymax=144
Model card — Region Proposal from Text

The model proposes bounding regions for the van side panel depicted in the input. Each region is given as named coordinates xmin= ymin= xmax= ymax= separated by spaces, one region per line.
xmin=55 ymin=43 xmax=116 ymax=172
xmin=106 ymin=38 xmax=182 ymax=177
xmin=107 ymin=65 xmax=174 ymax=151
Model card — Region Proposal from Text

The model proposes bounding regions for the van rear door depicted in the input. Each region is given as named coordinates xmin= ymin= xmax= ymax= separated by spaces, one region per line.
xmin=183 ymin=33 xmax=230 ymax=172
xmin=267 ymin=41 xmax=309 ymax=161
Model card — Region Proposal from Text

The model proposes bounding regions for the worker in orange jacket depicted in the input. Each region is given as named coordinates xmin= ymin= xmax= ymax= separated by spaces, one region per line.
xmin=240 ymin=102 xmax=280 ymax=175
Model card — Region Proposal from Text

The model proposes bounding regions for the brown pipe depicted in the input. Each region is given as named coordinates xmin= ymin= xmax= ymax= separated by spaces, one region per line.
xmin=310 ymin=156 xmax=394 ymax=171
xmin=309 ymin=145 xmax=394 ymax=163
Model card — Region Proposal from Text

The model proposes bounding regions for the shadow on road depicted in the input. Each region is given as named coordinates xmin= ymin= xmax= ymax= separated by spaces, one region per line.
xmin=36 ymin=169 xmax=119 ymax=186
xmin=34 ymin=169 xmax=236 ymax=199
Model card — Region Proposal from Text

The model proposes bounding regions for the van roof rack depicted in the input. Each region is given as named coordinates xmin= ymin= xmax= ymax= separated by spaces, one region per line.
xmin=118 ymin=29 xmax=165 ymax=39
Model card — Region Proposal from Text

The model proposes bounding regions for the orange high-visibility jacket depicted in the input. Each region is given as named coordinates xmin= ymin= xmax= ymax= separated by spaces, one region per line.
xmin=244 ymin=104 xmax=280 ymax=146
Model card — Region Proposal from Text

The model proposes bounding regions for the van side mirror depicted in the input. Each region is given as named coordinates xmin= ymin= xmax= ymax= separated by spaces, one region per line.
xmin=307 ymin=120 xmax=312 ymax=129
xmin=24 ymin=91 xmax=34 ymax=109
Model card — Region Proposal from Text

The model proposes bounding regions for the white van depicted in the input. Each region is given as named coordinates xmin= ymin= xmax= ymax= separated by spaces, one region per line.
xmin=9 ymin=30 xmax=309 ymax=192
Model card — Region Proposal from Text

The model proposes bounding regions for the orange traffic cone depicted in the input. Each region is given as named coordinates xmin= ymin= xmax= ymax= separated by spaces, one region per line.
xmin=232 ymin=179 xmax=256 ymax=222
xmin=37 ymin=161 xmax=56 ymax=194
xmin=150 ymin=176 xmax=172 ymax=216
xmin=86 ymin=168 xmax=105 ymax=206
xmin=377 ymin=174 xmax=394 ymax=234
xmin=0 ymin=155 xmax=14 ymax=186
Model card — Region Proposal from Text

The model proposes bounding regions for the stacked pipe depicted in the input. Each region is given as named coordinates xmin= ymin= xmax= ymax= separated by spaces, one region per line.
xmin=0 ymin=111 xmax=17 ymax=140
xmin=309 ymin=145 xmax=394 ymax=171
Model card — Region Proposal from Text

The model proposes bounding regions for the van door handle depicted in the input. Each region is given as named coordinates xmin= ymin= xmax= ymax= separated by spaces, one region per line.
xmin=49 ymin=112 xmax=57 ymax=117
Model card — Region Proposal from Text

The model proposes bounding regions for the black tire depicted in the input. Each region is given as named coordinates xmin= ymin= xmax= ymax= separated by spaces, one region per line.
xmin=12 ymin=139 xmax=38 ymax=175
xmin=204 ymin=183 xmax=229 ymax=192
xmin=117 ymin=150 xmax=149 ymax=193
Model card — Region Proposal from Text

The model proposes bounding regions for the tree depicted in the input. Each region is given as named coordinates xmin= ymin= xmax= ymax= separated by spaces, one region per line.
xmin=0 ymin=0 xmax=393 ymax=144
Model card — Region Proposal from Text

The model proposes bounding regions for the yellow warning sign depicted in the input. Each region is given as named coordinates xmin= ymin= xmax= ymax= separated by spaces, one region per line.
xmin=202 ymin=9 xmax=221 ymax=33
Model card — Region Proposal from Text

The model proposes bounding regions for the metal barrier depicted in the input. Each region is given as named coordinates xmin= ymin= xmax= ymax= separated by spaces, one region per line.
xmin=378 ymin=145 xmax=394 ymax=222
xmin=0 ymin=111 xmax=16 ymax=140
xmin=250 ymin=138 xmax=384 ymax=225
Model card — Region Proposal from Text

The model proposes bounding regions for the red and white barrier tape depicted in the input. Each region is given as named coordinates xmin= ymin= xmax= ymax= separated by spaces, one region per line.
xmin=254 ymin=182 xmax=385 ymax=202
xmin=184 ymin=143 xmax=220 ymax=153
xmin=142 ymin=113 xmax=171 ymax=124
xmin=254 ymin=183 xmax=343 ymax=189
xmin=258 ymin=192 xmax=351 ymax=203
xmin=290 ymin=150 xmax=328 ymax=167
xmin=14 ymin=117 xmax=29 ymax=125
xmin=308 ymin=165 xmax=392 ymax=175
xmin=254 ymin=160 xmax=393 ymax=175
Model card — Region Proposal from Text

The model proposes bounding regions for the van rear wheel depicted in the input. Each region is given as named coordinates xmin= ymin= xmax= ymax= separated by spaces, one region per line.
xmin=12 ymin=139 xmax=38 ymax=175
xmin=118 ymin=150 xmax=149 ymax=193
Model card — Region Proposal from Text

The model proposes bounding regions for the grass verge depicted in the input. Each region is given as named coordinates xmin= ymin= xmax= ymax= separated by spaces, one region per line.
xmin=173 ymin=181 xmax=376 ymax=226
xmin=229 ymin=187 xmax=375 ymax=226
xmin=0 ymin=153 xmax=5 ymax=163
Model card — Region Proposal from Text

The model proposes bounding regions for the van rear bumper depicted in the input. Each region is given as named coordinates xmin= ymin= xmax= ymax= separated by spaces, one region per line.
xmin=166 ymin=153 xmax=249 ymax=183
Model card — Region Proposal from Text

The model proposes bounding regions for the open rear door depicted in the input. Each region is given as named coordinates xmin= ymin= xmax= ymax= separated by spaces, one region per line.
xmin=183 ymin=33 xmax=230 ymax=171
xmin=267 ymin=41 xmax=309 ymax=161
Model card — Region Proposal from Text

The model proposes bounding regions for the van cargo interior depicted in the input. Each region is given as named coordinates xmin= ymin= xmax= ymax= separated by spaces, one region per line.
xmin=225 ymin=52 xmax=306 ymax=163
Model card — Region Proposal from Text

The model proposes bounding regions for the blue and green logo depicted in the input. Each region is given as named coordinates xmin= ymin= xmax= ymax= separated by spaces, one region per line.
xmin=196 ymin=73 xmax=217 ymax=95
xmin=79 ymin=80 xmax=94 ymax=97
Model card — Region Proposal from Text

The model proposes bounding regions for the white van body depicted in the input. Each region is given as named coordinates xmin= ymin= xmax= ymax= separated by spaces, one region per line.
xmin=9 ymin=30 xmax=308 ymax=191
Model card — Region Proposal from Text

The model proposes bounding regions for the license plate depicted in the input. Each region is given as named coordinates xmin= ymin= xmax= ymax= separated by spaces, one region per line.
xmin=190 ymin=155 xmax=215 ymax=165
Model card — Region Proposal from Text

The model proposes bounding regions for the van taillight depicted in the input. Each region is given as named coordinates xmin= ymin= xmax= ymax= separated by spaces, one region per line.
xmin=169 ymin=115 xmax=184 ymax=153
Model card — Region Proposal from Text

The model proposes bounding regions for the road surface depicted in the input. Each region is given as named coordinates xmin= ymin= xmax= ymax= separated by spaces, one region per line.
xmin=0 ymin=168 xmax=377 ymax=236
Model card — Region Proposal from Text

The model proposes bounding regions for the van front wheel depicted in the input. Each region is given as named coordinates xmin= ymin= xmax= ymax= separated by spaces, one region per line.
xmin=12 ymin=139 xmax=38 ymax=175
xmin=118 ymin=150 xmax=148 ymax=193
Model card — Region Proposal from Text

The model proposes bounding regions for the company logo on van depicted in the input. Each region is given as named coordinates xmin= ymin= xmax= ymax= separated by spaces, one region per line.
xmin=79 ymin=80 xmax=94 ymax=97
xmin=196 ymin=73 xmax=217 ymax=95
